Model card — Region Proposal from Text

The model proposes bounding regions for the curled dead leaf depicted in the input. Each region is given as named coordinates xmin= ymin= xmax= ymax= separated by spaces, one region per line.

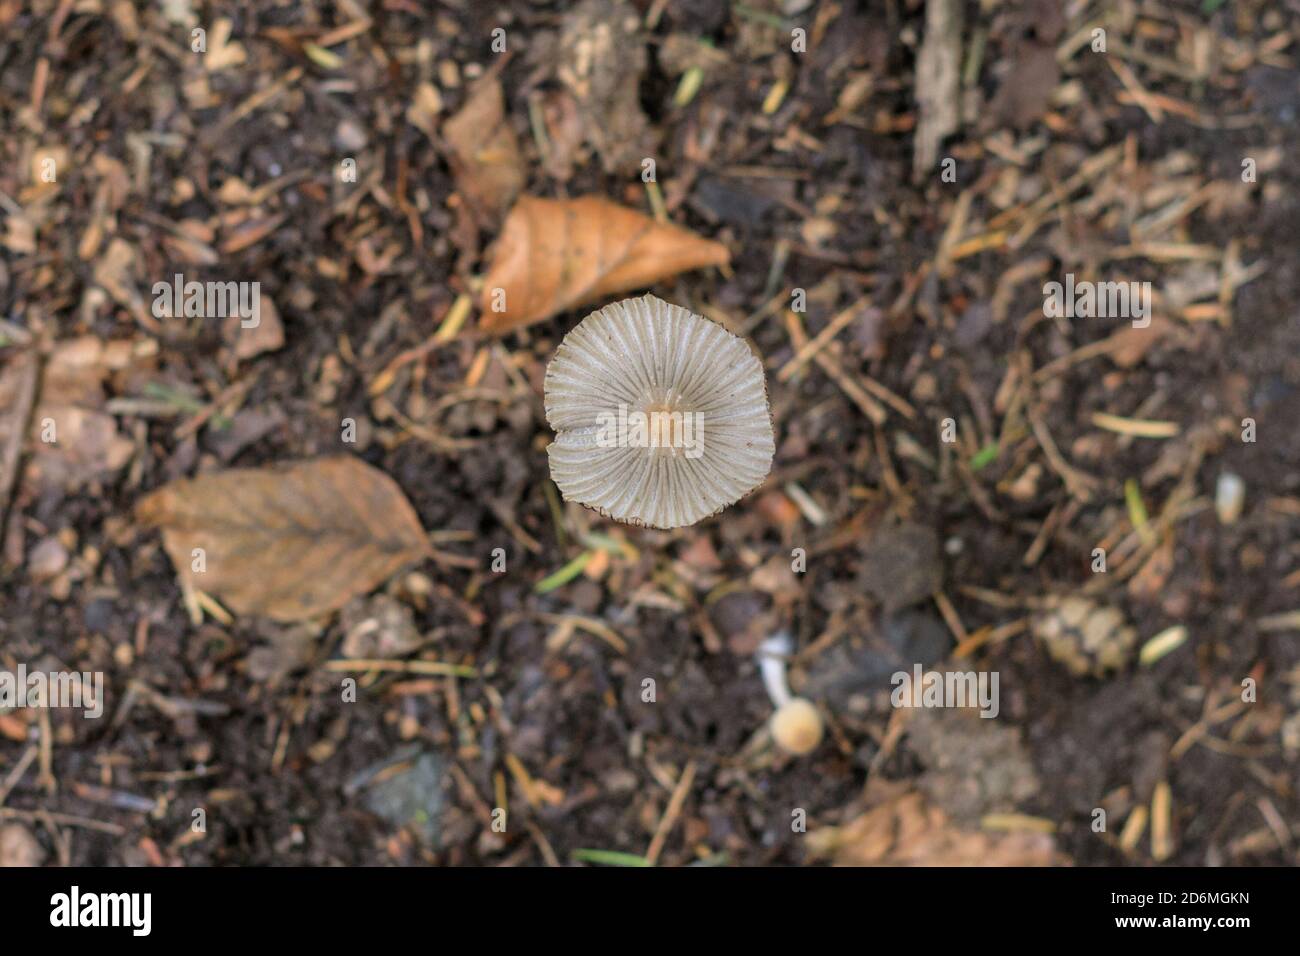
xmin=222 ymin=292 xmax=284 ymax=362
xmin=136 ymin=456 xmax=429 ymax=621
xmin=479 ymin=196 xmax=729 ymax=334
xmin=0 ymin=337 xmax=147 ymax=492
xmin=443 ymin=76 xmax=524 ymax=228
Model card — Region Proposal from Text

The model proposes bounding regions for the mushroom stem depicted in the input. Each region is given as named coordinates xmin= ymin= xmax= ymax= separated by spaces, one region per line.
xmin=757 ymin=631 xmax=794 ymax=709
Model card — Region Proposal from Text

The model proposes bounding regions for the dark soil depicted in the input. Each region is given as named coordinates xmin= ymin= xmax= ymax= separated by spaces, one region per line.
xmin=1 ymin=0 xmax=1297 ymax=867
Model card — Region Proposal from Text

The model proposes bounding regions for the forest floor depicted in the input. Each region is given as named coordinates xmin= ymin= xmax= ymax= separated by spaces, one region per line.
xmin=1 ymin=0 xmax=1298 ymax=866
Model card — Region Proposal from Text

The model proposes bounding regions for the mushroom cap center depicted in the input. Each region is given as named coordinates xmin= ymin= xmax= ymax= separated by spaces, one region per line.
xmin=640 ymin=396 xmax=698 ymax=455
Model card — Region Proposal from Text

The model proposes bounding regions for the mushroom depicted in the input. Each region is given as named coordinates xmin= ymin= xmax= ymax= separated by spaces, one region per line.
xmin=770 ymin=698 xmax=824 ymax=756
xmin=544 ymin=294 xmax=775 ymax=530
xmin=758 ymin=632 xmax=824 ymax=756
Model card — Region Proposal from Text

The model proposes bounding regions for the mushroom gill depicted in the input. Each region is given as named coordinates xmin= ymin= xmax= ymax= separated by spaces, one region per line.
xmin=544 ymin=294 xmax=775 ymax=530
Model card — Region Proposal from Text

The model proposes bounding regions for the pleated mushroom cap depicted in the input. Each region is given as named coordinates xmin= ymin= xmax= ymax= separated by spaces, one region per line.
xmin=544 ymin=294 xmax=775 ymax=530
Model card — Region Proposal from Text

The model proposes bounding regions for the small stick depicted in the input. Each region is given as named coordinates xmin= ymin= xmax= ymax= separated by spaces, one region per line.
xmin=1028 ymin=408 xmax=1097 ymax=501
xmin=206 ymin=67 xmax=305 ymax=141
xmin=932 ymin=590 xmax=968 ymax=646
xmin=0 ymin=807 xmax=124 ymax=836
xmin=0 ymin=745 xmax=38 ymax=807
xmin=323 ymin=659 xmax=477 ymax=678
xmin=645 ymin=760 xmax=696 ymax=866
xmin=526 ymin=822 xmax=562 ymax=868
xmin=0 ymin=350 xmax=38 ymax=533
xmin=812 ymin=350 xmax=886 ymax=424
xmin=777 ymin=296 xmax=871 ymax=382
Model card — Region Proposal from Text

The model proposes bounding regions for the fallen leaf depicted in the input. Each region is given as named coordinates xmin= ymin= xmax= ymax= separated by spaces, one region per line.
xmin=755 ymin=491 xmax=802 ymax=528
xmin=2 ymin=211 xmax=36 ymax=254
xmin=24 ymin=145 xmax=68 ymax=202
xmin=479 ymin=195 xmax=729 ymax=334
xmin=443 ymin=77 xmax=524 ymax=228
xmin=0 ymin=338 xmax=142 ymax=492
xmin=222 ymin=292 xmax=284 ymax=361
xmin=536 ymin=89 xmax=585 ymax=182
xmin=1106 ymin=317 xmax=1173 ymax=368
xmin=136 ymin=457 xmax=429 ymax=621
xmin=405 ymin=82 xmax=443 ymax=139
xmin=556 ymin=0 xmax=654 ymax=174
xmin=807 ymin=784 xmax=1067 ymax=867
xmin=216 ymin=177 xmax=256 ymax=205
xmin=990 ymin=41 xmax=1060 ymax=130
xmin=205 ymin=18 xmax=247 ymax=72
xmin=93 ymin=237 xmax=148 ymax=319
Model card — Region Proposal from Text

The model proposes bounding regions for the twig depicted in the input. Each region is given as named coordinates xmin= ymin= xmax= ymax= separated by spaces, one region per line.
xmin=205 ymin=66 xmax=305 ymax=142
xmin=0 ymin=807 xmax=125 ymax=836
xmin=777 ymin=296 xmax=871 ymax=382
xmin=1028 ymin=407 xmax=1098 ymax=501
xmin=645 ymin=760 xmax=696 ymax=866
xmin=0 ymin=350 xmax=38 ymax=533
xmin=0 ymin=745 xmax=38 ymax=807
xmin=812 ymin=351 xmax=886 ymax=425
xmin=322 ymin=659 xmax=478 ymax=678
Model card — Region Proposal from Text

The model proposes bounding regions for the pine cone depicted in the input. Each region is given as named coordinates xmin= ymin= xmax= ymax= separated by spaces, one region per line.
xmin=1032 ymin=595 xmax=1137 ymax=678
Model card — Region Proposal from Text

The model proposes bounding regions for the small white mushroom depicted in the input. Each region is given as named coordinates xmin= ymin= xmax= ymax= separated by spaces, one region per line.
xmin=544 ymin=294 xmax=775 ymax=530
xmin=758 ymin=632 xmax=823 ymax=756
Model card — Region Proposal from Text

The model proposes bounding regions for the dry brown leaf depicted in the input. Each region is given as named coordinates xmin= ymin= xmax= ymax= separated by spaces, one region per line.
xmin=443 ymin=76 xmax=524 ymax=228
xmin=808 ymin=786 xmax=1068 ymax=867
xmin=556 ymin=0 xmax=654 ymax=174
xmin=136 ymin=457 xmax=429 ymax=621
xmin=1107 ymin=317 xmax=1173 ymax=368
xmin=222 ymin=292 xmax=284 ymax=362
xmin=93 ymin=237 xmax=148 ymax=320
xmin=989 ymin=42 xmax=1060 ymax=130
xmin=405 ymin=82 xmax=443 ymax=140
xmin=2 ymin=211 xmax=36 ymax=254
xmin=479 ymin=195 xmax=730 ymax=334
xmin=536 ymin=89 xmax=584 ymax=182
xmin=0 ymin=338 xmax=143 ymax=492
xmin=205 ymin=18 xmax=248 ymax=72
